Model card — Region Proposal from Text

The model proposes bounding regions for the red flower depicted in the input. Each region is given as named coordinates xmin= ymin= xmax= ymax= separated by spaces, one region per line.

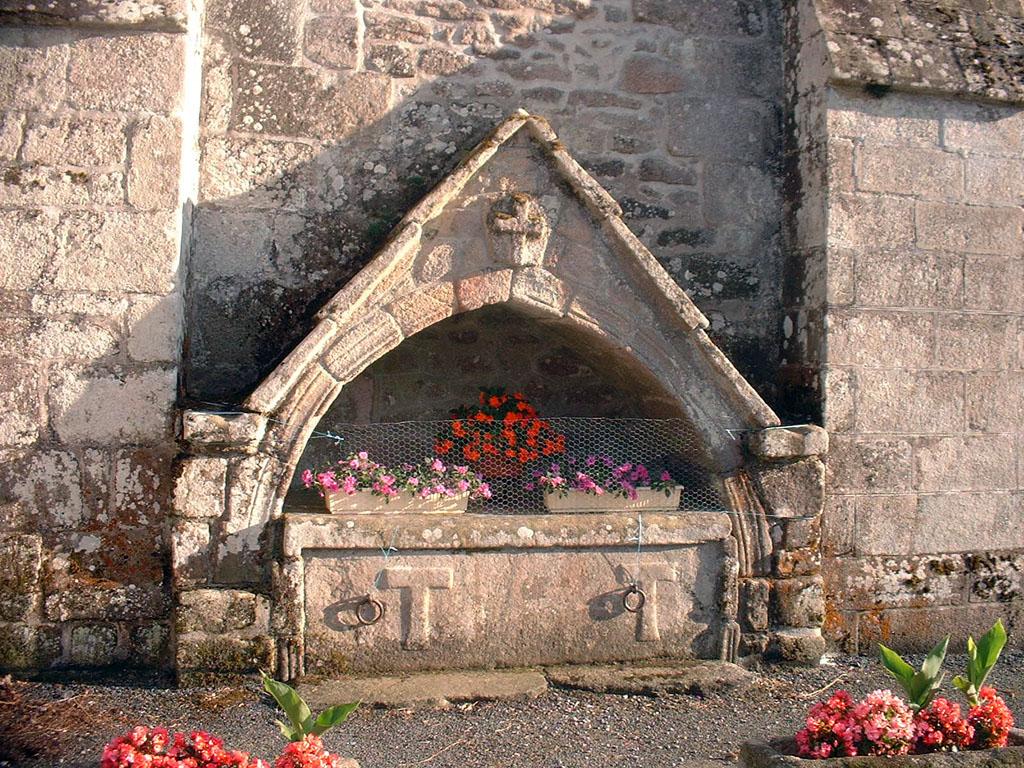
xmin=913 ymin=698 xmax=974 ymax=753
xmin=795 ymin=690 xmax=859 ymax=759
xmin=275 ymin=735 xmax=349 ymax=768
xmin=102 ymin=727 xmax=266 ymax=768
xmin=969 ymin=687 xmax=1014 ymax=749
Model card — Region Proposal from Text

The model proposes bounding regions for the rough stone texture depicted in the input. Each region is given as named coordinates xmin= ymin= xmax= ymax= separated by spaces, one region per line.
xmin=2 ymin=0 xmax=1023 ymax=677
xmin=185 ymin=0 xmax=789 ymax=408
xmin=544 ymin=660 xmax=753 ymax=696
xmin=800 ymin=45 xmax=1024 ymax=649
xmin=301 ymin=669 xmax=548 ymax=710
xmin=813 ymin=0 xmax=1024 ymax=104
xmin=292 ymin=511 xmax=732 ymax=674
xmin=0 ymin=22 xmax=186 ymax=671
xmin=0 ymin=1 xmax=187 ymax=30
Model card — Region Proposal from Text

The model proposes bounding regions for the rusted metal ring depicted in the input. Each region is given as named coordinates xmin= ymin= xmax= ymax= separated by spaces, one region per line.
xmin=355 ymin=596 xmax=385 ymax=626
xmin=622 ymin=584 xmax=646 ymax=613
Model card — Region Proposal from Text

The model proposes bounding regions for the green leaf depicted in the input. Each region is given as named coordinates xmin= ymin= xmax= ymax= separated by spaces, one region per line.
xmin=977 ymin=620 xmax=1007 ymax=676
xmin=921 ymin=636 xmax=950 ymax=680
xmin=275 ymin=719 xmax=298 ymax=742
xmin=262 ymin=672 xmax=314 ymax=736
xmin=311 ymin=702 xmax=360 ymax=735
xmin=879 ymin=643 xmax=915 ymax=685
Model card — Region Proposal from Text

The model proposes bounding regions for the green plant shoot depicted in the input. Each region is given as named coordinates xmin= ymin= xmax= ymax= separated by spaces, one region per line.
xmin=953 ymin=619 xmax=1007 ymax=707
xmin=878 ymin=635 xmax=949 ymax=711
xmin=261 ymin=671 xmax=359 ymax=742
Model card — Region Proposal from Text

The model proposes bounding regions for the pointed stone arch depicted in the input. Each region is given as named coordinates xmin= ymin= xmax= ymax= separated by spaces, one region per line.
xmin=172 ymin=111 xmax=829 ymax=682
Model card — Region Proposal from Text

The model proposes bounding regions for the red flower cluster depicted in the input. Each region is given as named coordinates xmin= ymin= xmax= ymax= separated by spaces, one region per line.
xmin=913 ymin=698 xmax=974 ymax=753
xmin=436 ymin=388 xmax=565 ymax=465
xmin=101 ymin=727 xmax=266 ymax=768
xmin=795 ymin=690 xmax=859 ymax=758
xmin=969 ymin=686 xmax=1014 ymax=749
xmin=275 ymin=736 xmax=349 ymax=768
xmin=798 ymin=687 xmax=1016 ymax=759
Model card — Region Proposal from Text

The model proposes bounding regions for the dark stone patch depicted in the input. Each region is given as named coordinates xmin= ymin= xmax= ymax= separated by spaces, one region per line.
xmin=621 ymin=198 xmax=671 ymax=220
xmin=657 ymin=227 xmax=713 ymax=247
xmin=581 ymin=158 xmax=626 ymax=178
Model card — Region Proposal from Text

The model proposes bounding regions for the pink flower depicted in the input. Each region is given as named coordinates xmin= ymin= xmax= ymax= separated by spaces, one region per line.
xmin=317 ymin=471 xmax=339 ymax=493
xmin=431 ymin=458 xmax=445 ymax=472
xmin=457 ymin=479 xmax=470 ymax=492
xmin=408 ymin=477 xmax=420 ymax=486
xmin=301 ymin=469 xmax=314 ymax=488
xmin=660 ymin=470 xmax=672 ymax=482
xmin=851 ymin=690 xmax=914 ymax=756
xmin=455 ymin=465 xmax=469 ymax=474
xmin=479 ymin=482 xmax=492 ymax=499
xmin=342 ymin=475 xmax=358 ymax=494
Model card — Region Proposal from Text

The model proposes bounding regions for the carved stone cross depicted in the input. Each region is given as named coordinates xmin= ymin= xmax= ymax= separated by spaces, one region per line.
xmin=487 ymin=192 xmax=550 ymax=266
xmin=619 ymin=563 xmax=678 ymax=642
xmin=380 ymin=566 xmax=453 ymax=650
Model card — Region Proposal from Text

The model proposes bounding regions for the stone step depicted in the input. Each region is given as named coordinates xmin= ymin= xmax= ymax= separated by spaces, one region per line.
xmin=298 ymin=660 xmax=752 ymax=709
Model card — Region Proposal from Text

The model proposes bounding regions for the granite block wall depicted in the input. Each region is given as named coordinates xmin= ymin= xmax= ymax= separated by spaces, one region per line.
xmin=0 ymin=13 xmax=192 ymax=668
xmin=818 ymin=88 xmax=1024 ymax=652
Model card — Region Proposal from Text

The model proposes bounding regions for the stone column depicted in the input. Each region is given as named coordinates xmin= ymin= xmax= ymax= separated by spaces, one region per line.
xmin=172 ymin=410 xmax=276 ymax=684
xmin=748 ymin=424 xmax=828 ymax=664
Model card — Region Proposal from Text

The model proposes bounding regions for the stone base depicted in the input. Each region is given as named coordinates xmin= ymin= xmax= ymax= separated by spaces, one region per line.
xmin=740 ymin=730 xmax=1024 ymax=768
xmin=282 ymin=511 xmax=737 ymax=675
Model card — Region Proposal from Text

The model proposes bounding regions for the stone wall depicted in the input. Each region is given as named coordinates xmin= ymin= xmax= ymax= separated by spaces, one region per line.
xmin=819 ymin=87 xmax=1024 ymax=652
xmin=185 ymin=0 xmax=789 ymax=411
xmin=0 ymin=17 xmax=190 ymax=668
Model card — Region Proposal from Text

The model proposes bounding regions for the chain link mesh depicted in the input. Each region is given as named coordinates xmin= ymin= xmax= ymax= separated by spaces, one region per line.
xmin=288 ymin=417 xmax=728 ymax=514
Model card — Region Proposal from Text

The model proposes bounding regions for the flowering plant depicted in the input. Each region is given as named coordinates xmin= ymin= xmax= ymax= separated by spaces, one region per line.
xmin=101 ymin=727 xmax=267 ymax=768
xmin=526 ymin=455 xmax=677 ymax=500
xmin=301 ymin=452 xmax=491 ymax=501
xmin=852 ymin=689 xmax=915 ymax=756
xmin=275 ymin=735 xmax=349 ymax=768
xmin=913 ymin=697 xmax=974 ymax=753
xmin=434 ymin=388 xmax=565 ymax=465
xmin=969 ymin=686 xmax=1014 ymax=749
xmin=795 ymin=689 xmax=859 ymax=758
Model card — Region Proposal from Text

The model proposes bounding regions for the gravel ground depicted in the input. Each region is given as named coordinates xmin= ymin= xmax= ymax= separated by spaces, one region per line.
xmin=4 ymin=653 xmax=1024 ymax=768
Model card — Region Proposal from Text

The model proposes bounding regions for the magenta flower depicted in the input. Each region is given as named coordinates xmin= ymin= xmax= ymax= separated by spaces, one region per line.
xmin=301 ymin=469 xmax=314 ymax=488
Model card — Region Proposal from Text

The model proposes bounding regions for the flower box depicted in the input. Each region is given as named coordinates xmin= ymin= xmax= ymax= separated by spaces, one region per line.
xmin=542 ymin=485 xmax=681 ymax=513
xmin=739 ymin=730 xmax=1024 ymax=768
xmin=325 ymin=489 xmax=469 ymax=515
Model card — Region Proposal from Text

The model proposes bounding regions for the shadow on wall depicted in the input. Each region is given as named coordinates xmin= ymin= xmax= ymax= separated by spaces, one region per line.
xmin=180 ymin=0 xmax=790 ymax=412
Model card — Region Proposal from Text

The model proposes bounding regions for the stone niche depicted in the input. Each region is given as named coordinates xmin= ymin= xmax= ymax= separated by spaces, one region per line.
xmin=173 ymin=112 xmax=830 ymax=682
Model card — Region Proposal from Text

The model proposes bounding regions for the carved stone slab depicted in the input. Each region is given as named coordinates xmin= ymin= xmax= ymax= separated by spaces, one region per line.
xmin=301 ymin=545 xmax=725 ymax=674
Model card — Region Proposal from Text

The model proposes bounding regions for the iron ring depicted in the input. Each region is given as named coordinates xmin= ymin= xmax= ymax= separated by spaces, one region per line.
xmin=355 ymin=596 xmax=385 ymax=626
xmin=622 ymin=585 xmax=646 ymax=613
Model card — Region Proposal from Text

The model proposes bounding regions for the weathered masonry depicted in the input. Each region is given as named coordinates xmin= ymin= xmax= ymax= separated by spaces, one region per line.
xmin=0 ymin=0 xmax=1020 ymax=678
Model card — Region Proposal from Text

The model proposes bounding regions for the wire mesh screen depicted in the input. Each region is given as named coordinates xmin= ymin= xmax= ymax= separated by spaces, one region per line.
xmin=289 ymin=417 xmax=727 ymax=514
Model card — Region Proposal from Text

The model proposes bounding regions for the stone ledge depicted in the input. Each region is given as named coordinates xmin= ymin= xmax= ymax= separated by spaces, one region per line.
xmin=749 ymin=425 xmax=828 ymax=460
xmin=282 ymin=510 xmax=734 ymax=557
xmin=181 ymin=410 xmax=267 ymax=453
xmin=545 ymin=659 xmax=752 ymax=696
xmin=0 ymin=0 xmax=187 ymax=31
xmin=300 ymin=668 xmax=548 ymax=710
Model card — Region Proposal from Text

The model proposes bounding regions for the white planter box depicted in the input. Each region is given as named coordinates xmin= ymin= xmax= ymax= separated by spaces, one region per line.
xmin=542 ymin=486 xmax=682 ymax=513
xmin=325 ymin=490 xmax=469 ymax=515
